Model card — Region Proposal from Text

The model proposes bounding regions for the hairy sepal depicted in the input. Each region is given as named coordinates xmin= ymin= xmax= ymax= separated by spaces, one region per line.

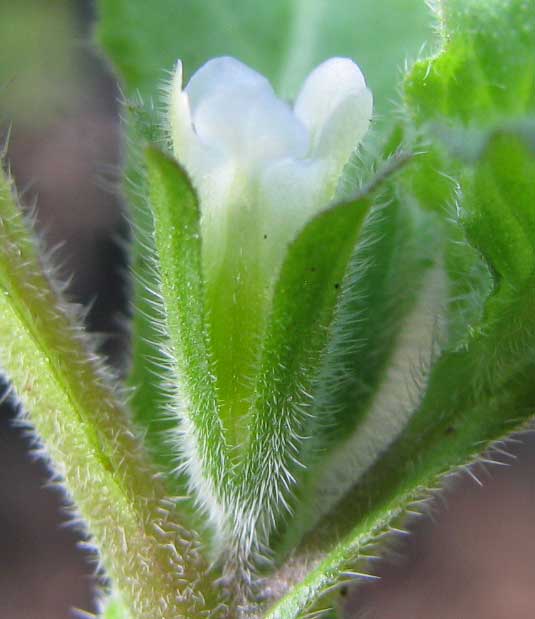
xmin=221 ymin=201 xmax=370 ymax=590
xmin=145 ymin=147 xmax=232 ymax=549
xmin=120 ymin=100 xmax=184 ymax=478
xmin=286 ymin=194 xmax=442 ymax=547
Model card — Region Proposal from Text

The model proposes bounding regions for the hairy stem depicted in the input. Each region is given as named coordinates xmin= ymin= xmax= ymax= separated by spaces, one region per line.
xmin=0 ymin=163 xmax=222 ymax=619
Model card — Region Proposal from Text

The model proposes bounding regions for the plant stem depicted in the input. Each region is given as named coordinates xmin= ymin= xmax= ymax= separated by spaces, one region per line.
xmin=0 ymin=164 xmax=222 ymax=619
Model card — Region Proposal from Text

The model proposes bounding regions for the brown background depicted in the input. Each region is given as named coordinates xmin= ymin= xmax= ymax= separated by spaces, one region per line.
xmin=2 ymin=2 xmax=535 ymax=618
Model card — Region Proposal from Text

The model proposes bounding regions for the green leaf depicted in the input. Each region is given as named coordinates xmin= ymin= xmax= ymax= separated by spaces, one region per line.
xmin=318 ymin=193 xmax=436 ymax=445
xmin=96 ymin=0 xmax=433 ymax=128
xmin=405 ymin=0 xmax=535 ymax=125
xmin=404 ymin=0 xmax=535 ymax=340
xmin=0 ymin=162 xmax=218 ymax=618
xmin=266 ymin=342 xmax=535 ymax=619
xmin=403 ymin=0 xmax=535 ymax=348
xmin=462 ymin=128 xmax=535 ymax=292
xmin=400 ymin=136 xmax=492 ymax=350
xmin=451 ymin=126 xmax=535 ymax=373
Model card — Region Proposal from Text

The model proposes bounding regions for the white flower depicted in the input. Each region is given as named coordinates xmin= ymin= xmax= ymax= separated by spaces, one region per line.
xmin=168 ymin=56 xmax=373 ymax=280
xmin=167 ymin=59 xmax=372 ymax=553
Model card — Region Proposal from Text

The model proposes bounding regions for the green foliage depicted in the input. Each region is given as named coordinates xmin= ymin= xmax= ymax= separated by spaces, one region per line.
xmin=406 ymin=0 xmax=535 ymax=123
xmin=463 ymin=128 xmax=535 ymax=291
xmin=266 ymin=0 xmax=535 ymax=615
xmin=96 ymin=0 xmax=431 ymax=122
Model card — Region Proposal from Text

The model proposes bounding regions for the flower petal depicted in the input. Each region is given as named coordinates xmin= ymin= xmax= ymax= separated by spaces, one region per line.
xmin=185 ymin=56 xmax=271 ymax=112
xmin=187 ymin=57 xmax=309 ymax=165
xmin=258 ymin=157 xmax=330 ymax=259
xmin=193 ymin=90 xmax=309 ymax=164
xmin=294 ymin=58 xmax=373 ymax=164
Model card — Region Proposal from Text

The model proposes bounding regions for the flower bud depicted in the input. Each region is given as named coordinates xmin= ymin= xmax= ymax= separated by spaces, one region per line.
xmin=167 ymin=56 xmax=372 ymax=493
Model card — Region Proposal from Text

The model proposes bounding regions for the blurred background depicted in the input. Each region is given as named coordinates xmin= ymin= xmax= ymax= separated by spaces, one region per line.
xmin=2 ymin=2 xmax=535 ymax=618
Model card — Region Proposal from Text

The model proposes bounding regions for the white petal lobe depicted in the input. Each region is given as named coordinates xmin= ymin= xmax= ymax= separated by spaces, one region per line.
xmin=294 ymin=57 xmax=373 ymax=161
xmin=185 ymin=56 xmax=271 ymax=113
